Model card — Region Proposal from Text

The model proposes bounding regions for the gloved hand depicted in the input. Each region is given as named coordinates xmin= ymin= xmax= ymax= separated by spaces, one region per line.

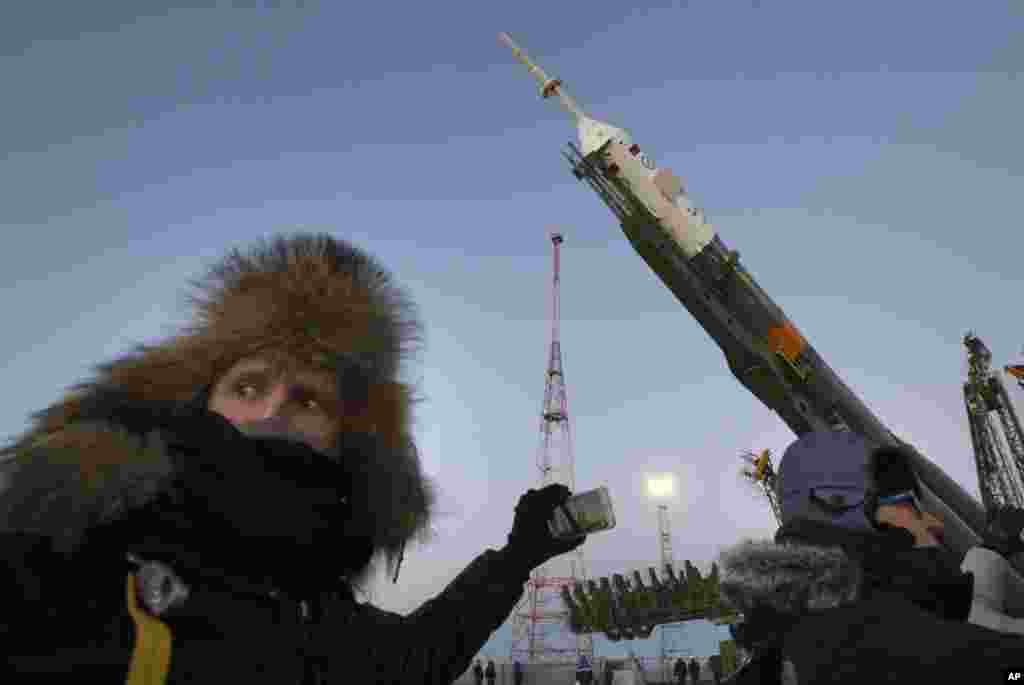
xmin=504 ymin=484 xmax=586 ymax=577
xmin=983 ymin=506 xmax=1024 ymax=558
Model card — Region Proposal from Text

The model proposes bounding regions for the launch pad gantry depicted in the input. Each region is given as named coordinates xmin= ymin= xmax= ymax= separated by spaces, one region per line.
xmin=963 ymin=332 xmax=1024 ymax=512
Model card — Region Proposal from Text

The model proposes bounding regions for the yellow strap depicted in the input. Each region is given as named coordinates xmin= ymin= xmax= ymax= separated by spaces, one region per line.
xmin=125 ymin=574 xmax=173 ymax=685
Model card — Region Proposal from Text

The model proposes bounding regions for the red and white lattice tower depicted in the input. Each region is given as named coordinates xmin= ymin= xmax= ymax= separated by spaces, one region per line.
xmin=510 ymin=232 xmax=594 ymax=665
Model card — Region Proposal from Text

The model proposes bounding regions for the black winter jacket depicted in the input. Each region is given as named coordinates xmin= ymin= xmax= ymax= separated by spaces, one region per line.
xmin=0 ymin=389 xmax=529 ymax=684
xmin=718 ymin=519 xmax=1024 ymax=684
xmin=0 ymin=529 xmax=528 ymax=684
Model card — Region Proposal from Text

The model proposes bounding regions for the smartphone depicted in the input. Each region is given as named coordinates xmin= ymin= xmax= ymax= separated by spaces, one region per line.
xmin=548 ymin=486 xmax=617 ymax=540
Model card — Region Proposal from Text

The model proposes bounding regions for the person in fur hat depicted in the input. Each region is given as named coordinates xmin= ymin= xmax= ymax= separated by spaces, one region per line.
xmin=715 ymin=430 xmax=1024 ymax=685
xmin=0 ymin=233 xmax=585 ymax=684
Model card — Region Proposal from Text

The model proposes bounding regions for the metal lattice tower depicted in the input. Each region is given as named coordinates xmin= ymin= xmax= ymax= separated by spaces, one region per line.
xmin=655 ymin=503 xmax=682 ymax=678
xmin=963 ymin=332 xmax=1024 ymax=512
xmin=510 ymin=232 xmax=594 ymax=664
xmin=656 ymin=504 xmax=674 ymax=572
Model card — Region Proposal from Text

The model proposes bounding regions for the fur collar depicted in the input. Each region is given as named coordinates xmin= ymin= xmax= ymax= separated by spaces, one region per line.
xmin=718 ymin=519 xmax=973 ymax=625
xmin=718 ymin=535 xmax=863 ymax=617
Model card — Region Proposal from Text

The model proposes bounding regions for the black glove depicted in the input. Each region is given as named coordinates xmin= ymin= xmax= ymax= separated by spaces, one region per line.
xmin=983 ymin=506 xmax=1024 ymax=558
xmin=504 ymin=484 xmax=586 ymax=576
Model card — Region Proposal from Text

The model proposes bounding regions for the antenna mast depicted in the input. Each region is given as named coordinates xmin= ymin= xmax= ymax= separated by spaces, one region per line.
xmin=510 ymin=232 xmax=594 ymax=665
xmin=656 ymin=504 xmax=674 ymax=572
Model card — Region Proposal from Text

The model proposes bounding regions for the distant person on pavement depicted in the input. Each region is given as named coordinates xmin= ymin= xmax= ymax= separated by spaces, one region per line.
xmin=673 ymin=658 xmax=686 ymax=685
xmin=485 ymin=659 xmax=497 ymax=685
xmin=707 ymin=655 xmax=722 ymax=684
xmin=688 ymin=658 xmax=700 ymax=684
xmin=473 ymin=660 xmax=485 ymax=685
xmin=576 ymin=654 xmax=594 ymax=685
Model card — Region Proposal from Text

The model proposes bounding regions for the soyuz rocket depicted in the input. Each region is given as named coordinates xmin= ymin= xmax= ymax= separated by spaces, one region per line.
xmin=498 ymin=33 xmax=1024 ymax=599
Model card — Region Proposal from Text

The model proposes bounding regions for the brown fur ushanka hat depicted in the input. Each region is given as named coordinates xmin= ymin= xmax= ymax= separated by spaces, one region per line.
xmin=2 ymin=233 xmax=435 ymax=580
xmin=92 ymin=232 xmax=423 ymax=441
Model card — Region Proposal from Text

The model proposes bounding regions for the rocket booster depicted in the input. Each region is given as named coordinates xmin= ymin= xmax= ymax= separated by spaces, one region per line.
xmin=498 ymin=34 xmax=1019 ymax=594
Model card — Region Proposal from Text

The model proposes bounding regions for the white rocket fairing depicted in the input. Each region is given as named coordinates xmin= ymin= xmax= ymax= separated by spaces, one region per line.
xmin=497 ymin=33 xmax=715 ymax=260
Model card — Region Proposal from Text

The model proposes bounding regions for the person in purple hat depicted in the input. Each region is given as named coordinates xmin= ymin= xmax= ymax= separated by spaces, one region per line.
xmin=716 ymin=430 xmax=1024 ymax=684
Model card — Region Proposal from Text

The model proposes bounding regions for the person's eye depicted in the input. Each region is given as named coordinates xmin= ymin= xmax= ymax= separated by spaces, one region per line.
xmin=234 ymin=383 xmax=261 ymax=399
xmin=292 ymin=391 xmax=324 ymax=413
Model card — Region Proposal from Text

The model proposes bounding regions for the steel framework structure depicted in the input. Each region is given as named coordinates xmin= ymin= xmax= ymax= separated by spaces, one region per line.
xmin=963 ymin=332 xmax=1024 ymax=511
xmin=510 ymin=232 xmax=594 ymax=664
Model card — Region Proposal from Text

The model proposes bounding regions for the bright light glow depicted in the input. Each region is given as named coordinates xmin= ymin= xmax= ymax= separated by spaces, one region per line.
xmin=646 ymin=474 xmax=675 ymax=498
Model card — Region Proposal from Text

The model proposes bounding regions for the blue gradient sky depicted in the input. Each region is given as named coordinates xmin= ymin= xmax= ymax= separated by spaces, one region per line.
xmin=2 ymin=0 xmax=1022 ymax=661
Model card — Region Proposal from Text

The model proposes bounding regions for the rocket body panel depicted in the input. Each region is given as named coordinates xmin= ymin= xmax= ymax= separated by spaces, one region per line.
xmin=602 ymin=142 xmax=715 ymax=258
xmin=651 ymin=167 xmax=682 ymax=203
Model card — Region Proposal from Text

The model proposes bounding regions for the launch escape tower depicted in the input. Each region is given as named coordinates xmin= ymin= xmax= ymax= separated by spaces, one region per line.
xmin=963 ymin=332 xmax=1024 ymax=511
xmin=510 ymin=233 xmax=594 ymax=664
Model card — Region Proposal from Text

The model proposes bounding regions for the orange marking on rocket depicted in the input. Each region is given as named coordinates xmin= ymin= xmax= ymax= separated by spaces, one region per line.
xmin=766 ymin=321 xmax=806 ymax=361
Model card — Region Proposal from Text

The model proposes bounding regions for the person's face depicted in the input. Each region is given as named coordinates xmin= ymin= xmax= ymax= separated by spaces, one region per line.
xmin=875 ymin=501 xmax=946 ymax=547
xmin=208 ymin=354 xmax=340 ymax=454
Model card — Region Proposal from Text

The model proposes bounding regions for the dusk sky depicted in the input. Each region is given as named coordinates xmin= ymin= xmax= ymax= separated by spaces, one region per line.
xmin=2 ymin=0 xmax=1022 ymax=663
